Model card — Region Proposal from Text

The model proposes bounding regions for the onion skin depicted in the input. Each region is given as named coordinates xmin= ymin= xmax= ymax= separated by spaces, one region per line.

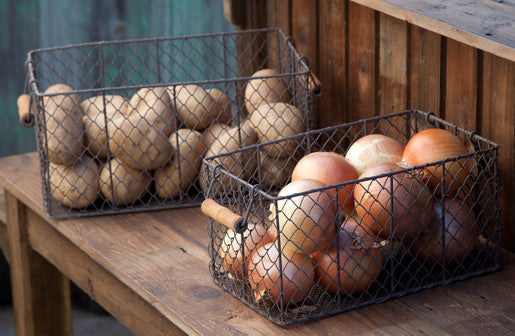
xmin=219 ymin=224 xmax=274 ymax=280
xmin=345 ymin=134 xmax=404 ymax=175
xmin=291 ymin=152 xmax=359 ymax=214
xmin=247 ymin=241 xmax=315 ymax=305
xmin=402 ymin=128 xmax=473 ymax=195
xmin=354 ymin=162 xmax=435 ymax=241
xmin=411 ymin=198 xmax=479 ymax=265
xmin=311 ymin=218 xmax=383 ymax=294
xmin=271 ymin=179 xmax=337 ymax=256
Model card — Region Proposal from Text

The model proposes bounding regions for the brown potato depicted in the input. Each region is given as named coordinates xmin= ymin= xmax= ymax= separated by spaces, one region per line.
xmin=49 ymin=155 xmax=99 ymax=208
xmin=155 ymin=129 xmax=206 ymax=199
xmin=257 ymin=150 xmax=297 ymax=188
xmin=248 ymin=102 xmax=306 ymax=157
xmin=199 ymin=123 xmax=257 ymax=193
xmin=206 ymin=87 xmax=232 ymax=124
xmin=170 ymin=84 xmax=219 ymax=130
xmin=80 ymin=95 xmax=129 ymax=159
xmin=43 ymin=84 xmax=84 ymax=165
xmin=108 ymin=87 xmax=175 ymax=170
xmin=202 ymin=122 xmax=231 ymax=147
xmin=108 ymin=113 xmax=174 ymax=170
xmin=244 ymin=69 xmax=291 ymax=114
xmin=99 ymin=156 xmax=152 ymax=205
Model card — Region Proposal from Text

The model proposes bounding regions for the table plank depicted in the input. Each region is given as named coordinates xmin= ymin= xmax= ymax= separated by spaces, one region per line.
xmin=0 ymin=152 xmax=514 ymax=336
xmin=350 ymin=0 xmax=515 ymax=62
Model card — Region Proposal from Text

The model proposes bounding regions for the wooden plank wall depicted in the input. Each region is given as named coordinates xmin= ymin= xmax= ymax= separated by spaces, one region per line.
xmin=0 ymin=0 xmax=234 ymax=159
xmin=227 ymin=0 xmax=515 ymax=251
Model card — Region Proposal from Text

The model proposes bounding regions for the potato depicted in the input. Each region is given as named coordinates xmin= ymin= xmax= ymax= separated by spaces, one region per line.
xmin=108 ymin=87 xmax=175 ymax=170
xmin=202 ymin=122 xmax=231 ymax=147
xmin=43 ymin=84 xmax=84 ymax=165
xmin=199 ymin=122 xmax=257 ymax=193
xmin=108 ymin=113 xmax=174 ymax=170
xmin=206 ymin=87 xmax=232 ymax=124
xmin=80 ymin=95 xmax=128 ymax=159
xmin=248 ymin=102 xmax=306 ymax=157
xmin=155 ymin=129 xmax=206 ymax=199
xmin=170 ymin=84 xmax=220 ymax=131
xmin=99 ymin=156 xmax=152 ymax=205
xmin=257 ymin=150 xmax=297 ymax=188
xmin=127 ymin=87 xmax=173 ymax=123
xmin=49 ymin=155 xmax=99 ymax=208
xmin=244 ymin=69 xmax=291 ymax=114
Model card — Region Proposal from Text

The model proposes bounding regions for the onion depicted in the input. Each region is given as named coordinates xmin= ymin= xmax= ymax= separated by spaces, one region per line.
xmin=270 ymin=179 xmax=337 ymax=256
xmin=402 ymin=128 xmax=473 ymax=195
xmin=345 ymin=134 xmax=404 ymax=175
xmin=219 ymin=224 xmax=274 ymax=280
xmin=247 ymin=241 xmax=315 ymax=305
xmin=291 ymin=152 xmax=359 ymax=214
xmin=411 ymin=197 xmax=479 ymax=265
xmin=311 ymin=218 xmax=383 ymax=294
xmin=354 ymin=162 xmax=435 ymax=241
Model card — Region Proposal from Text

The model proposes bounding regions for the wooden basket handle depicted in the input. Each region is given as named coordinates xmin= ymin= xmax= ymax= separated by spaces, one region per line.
xmin=17 ymin=94 xmax=35 ymax=128
xmin=201 ymin=198 xmax=245 ymax=233
xmin=309 ymin=71 xmax=322 ymax=96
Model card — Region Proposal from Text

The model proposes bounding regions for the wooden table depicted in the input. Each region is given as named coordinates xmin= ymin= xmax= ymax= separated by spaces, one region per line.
xmin=0 ymin=152 xmax=514 ymax=335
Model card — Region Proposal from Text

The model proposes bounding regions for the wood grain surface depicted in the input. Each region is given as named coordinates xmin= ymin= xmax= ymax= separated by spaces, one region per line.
xmin=0 ymin=151 xmax=514 ymax=335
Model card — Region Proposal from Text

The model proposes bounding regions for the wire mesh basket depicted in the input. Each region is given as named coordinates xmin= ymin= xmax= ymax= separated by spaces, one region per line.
xmin=201 ymin=110 xmax=501 ymax=326
xmin=22 ymin=28 xmax=318 ymax=218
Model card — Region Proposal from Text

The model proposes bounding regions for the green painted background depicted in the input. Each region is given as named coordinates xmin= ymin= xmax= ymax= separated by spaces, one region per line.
xmin=0 ymin=0 xmax=234 ymax=158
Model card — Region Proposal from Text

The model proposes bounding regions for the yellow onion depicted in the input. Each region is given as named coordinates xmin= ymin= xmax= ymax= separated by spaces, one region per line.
xmin=270 ymin=179 xmax=337 ymax=256
xmin=311 ymin=218 xmax=383 ymax=294
xmin=247 ymin=241 xmax=315 ymax=305
xmin=411 ymin=197 xmax=479 ymax=265
xmin=291 ymin=151 xmax=359 ymax=214
xmin=354 ymin=162 xmax=435 ymax=241
xmin=345 ymin=134 xmax=404 ymax=175
xmin=219 ymin=224 xmax=274 ymax=280
xmin=402 ymin=128 xmax=474 ymax=195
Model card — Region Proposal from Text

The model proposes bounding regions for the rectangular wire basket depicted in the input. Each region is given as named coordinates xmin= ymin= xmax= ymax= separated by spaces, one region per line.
xmin=23 ymin=28 xmax=317 ymax=218
xmin=202 ymin=110 xmax=501 ymax=326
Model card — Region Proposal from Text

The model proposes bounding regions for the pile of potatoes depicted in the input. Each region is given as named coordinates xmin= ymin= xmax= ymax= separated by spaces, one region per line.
xmin=43 ymin=68 xmax=308 ymax=210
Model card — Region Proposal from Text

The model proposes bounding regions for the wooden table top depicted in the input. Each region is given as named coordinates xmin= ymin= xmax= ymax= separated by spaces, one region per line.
xmin=0 ymin=152 xmax=513 ymax=335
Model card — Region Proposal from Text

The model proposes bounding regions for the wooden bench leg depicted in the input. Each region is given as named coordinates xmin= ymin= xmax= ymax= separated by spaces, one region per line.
xmin=6 ymin=190 xmax=73 ymax=336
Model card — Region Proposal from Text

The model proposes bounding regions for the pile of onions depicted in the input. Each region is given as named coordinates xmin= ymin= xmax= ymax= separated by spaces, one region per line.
xmin=353 ymin=162 xmax=435 ymax=241
xmin=247 ymin=241 xmax=315 ymax=305
xmin=291 ymin=151 xmax=359 ymax=214
xmin=219 ymin=223 xmax=274 ymax=280
xmin=402 ymin=128 xmax=474 ymax=195
xmin=410 ymin=197 xmax=479 ymax=265
xmin=311 ymin=218 xmax=383 ymax=295
xmin=345 ymin=134 xmax=404 ymax=175
xmin=270 ymin=179 xmax=337 ymax=256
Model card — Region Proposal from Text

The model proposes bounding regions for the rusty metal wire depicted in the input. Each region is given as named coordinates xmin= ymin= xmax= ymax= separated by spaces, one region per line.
xmin=24 ymin=28 xmax=316 ymax=218
xmin=203 ymin=110 xmax=501 ymax=326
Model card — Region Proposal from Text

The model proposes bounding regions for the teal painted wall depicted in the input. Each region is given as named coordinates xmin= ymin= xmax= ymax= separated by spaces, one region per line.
xmin=0 ymin=0 xmax=234 ymax=158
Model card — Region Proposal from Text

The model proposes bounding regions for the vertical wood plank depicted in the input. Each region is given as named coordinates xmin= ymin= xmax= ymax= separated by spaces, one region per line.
xmin=444 ymin=39 xmax=478 ymax=131
xmin=265 ymin=0 xmax=290 ymax=35
xmin=291 ymin=0 xmax=319 ymax=126
xmin=378 ymin=13 xmax=408 ymax=142
xmin=6 ymin=190 xmax=72 ymax=336
xmin=409 ymin=26 xmax=441 ymax=116
xmin=348 ymin=2 xmax=377 ymax=123
xmin=317 ymin=0 xmax=346 ymax=128
xmin=481 ymin=54 xmax=515 ymax=251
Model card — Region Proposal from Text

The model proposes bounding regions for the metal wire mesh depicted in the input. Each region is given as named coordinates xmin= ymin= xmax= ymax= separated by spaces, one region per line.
xmin=24 ymin=28 xmax=316 ymax=218
xmin=203 ymin=110 xmax=501 ymax=326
